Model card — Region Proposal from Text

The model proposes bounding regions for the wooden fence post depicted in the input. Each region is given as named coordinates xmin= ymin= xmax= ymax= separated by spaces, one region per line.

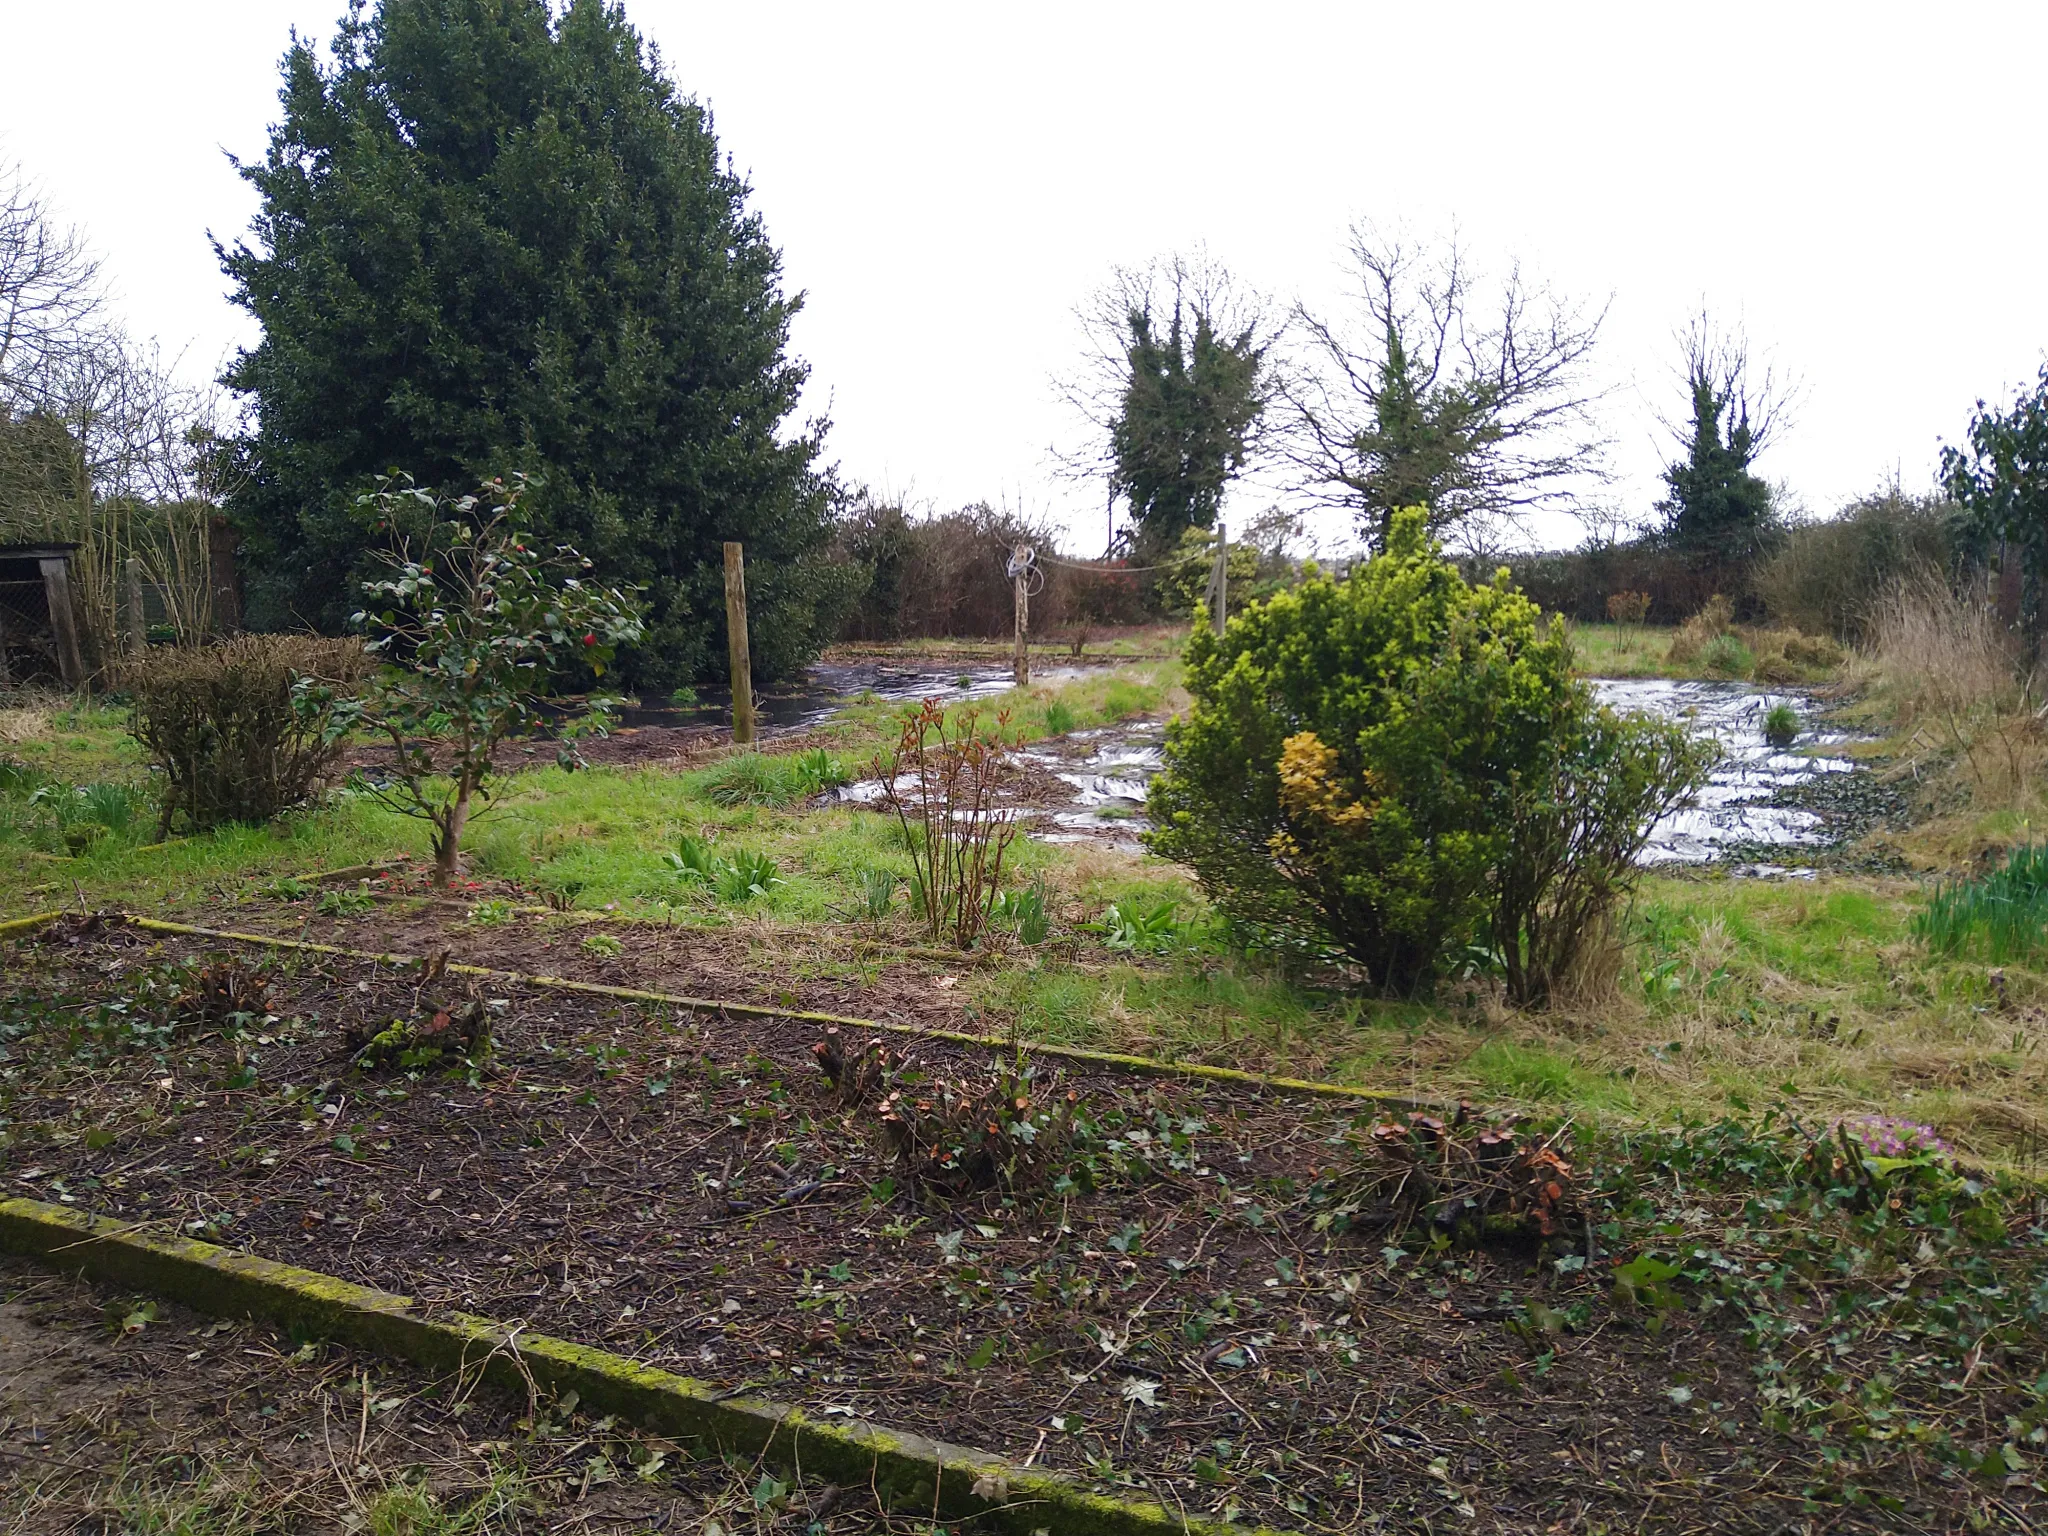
xmin=208 ymin=515 xmax=242 ymax=635
xmin=126 ymin=557 xmax=146 ymax=656
xmin=1213 ymin=522 xmax=1228 ymax=634
xmin=723 ymin=542 xmax=756 ymax=745
xmin=1011 ymin=543 xmax=1031 ymax=687
xmin=38 ymin=556 xmax=86 ymax=690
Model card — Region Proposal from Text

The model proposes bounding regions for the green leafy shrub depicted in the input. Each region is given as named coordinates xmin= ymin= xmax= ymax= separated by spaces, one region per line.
xmin=331 ymin=473 xmax=643 ymax=887
xmin=1148 ymin=509 xmax=1575 ymax=992
xmin=1913 ymin=842 xmax=2048 ymax=962
xmin=1152 ymin=525 xmax=1260 ymax=621
xmin=1150 ymin=508 xmax=1702 ymax=999
xmin=123 ymin=634 xmax=368 ymax=836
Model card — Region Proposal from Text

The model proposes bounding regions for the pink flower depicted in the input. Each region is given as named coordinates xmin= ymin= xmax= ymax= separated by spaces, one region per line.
xmin=1835 ymin=1115 xmax=1952 ymax=1161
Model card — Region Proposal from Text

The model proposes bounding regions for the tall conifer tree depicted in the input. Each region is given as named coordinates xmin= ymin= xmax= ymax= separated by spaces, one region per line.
xmin=219 ymin=0 xmax=849 ymax=683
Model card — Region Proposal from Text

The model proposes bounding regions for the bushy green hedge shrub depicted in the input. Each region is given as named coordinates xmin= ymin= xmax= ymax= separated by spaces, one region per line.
xmin=1148 ymin=508 xmax=1706 ymax=1000
xmin=1754 ymin=490 xmax=1958 ymax=642
xmin=124 ymin=635 xmax=369 ymax=835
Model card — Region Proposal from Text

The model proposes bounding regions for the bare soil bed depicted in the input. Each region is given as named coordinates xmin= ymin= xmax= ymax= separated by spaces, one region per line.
xmin=0 ymin=1254 xmax=920 ymax=1534
xmin=3 ymin=918 xmax=2039 ymax=1534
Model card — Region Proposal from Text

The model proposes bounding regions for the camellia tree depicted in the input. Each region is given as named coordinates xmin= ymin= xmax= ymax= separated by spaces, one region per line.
xmin=323 ymin=473 xmax=643 ymax=887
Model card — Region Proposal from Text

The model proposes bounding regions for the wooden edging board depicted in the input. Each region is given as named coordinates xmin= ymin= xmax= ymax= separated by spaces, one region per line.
xmin=96 ymin=913 xmax=1410 ymax=1109
xmin=0 ymin=1198 xmax=1282 ymax=1536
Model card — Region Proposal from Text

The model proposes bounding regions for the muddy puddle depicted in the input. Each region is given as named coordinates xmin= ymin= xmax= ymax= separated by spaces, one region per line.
xmin=1592 ymin=679 xmax=1864 ymax=875
xmin=834 ymin=677 xmax=1872 ymax=871
xmin=605 ymin=660 xmax=1111 ymax=733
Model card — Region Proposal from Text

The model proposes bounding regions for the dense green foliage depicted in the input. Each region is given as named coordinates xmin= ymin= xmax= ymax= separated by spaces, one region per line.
xmin=1340 ymin=325 xmax=1507 ymax=551
xmin=1660 ymin=372 xmax=1775 ymax=566
xmin=1148 ymin=509 xmax=1567 ymax=990
xmin=1150 ymin=524 xmax=1261 ymax=621
xmin=1942 ymin=364 xmax=2048 ymax=630
xmin=1109 ymin=295 xmax=1268 ymax=561
xmin=1913 ymin=841 xmax=2048 ymax=962
xmin=220 ymin=0 xmax=846 ymax=685
xmin=1149 ymin=508 xmax=1699 ymax=997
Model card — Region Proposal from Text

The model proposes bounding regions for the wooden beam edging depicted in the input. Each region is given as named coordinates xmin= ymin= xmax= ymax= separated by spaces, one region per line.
xmin=0 ymin=909 xmax=1408 ymax=1109
xmin=0 ymin=910 xmax=66 ymax=941
xmin=0 ymin=1198 xmax=1280 ymax=1536
xmin=113 ymin=915 xmax=1406 ymax=1110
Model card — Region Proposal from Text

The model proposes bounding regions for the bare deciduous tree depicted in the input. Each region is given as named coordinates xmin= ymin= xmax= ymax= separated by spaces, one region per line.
xmin=1281 ymin=222 xmax=1610 ymax=554
xmin=1 ymin=157 xmax=240 ymax=661
xmin=0 ymin=160 xmax=103 ymax=397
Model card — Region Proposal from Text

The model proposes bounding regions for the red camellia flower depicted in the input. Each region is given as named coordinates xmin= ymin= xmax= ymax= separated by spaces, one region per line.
xmin=583 ymin=632 xmax=597 ymax=646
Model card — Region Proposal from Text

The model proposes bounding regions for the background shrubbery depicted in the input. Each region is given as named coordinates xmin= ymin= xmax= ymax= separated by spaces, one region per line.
xmin=124 ymin=634 xmax=368 ymax=835
xmin=1149 ymin=508 xmax=1703 ymax=1000
xmin=1753 ymin=490 xmax=1958 ymax=643
xmin=1501 ymin=487 xmax=1964 ymax=645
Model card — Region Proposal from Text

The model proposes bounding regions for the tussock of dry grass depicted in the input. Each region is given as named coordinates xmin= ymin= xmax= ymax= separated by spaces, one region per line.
xmin=0 ymin=706 xmax=51 ymax=745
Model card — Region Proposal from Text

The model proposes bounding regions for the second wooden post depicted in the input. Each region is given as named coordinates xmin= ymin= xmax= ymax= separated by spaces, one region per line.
xmin=723 ymin=541 xmax=756 ymax=745
xmin=1011 ymin=543 xmax=1031 ymax=687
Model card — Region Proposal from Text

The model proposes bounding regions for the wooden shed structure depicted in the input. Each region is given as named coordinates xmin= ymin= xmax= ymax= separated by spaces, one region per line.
xmin=0 ymin=542 xmax=87 ymax=689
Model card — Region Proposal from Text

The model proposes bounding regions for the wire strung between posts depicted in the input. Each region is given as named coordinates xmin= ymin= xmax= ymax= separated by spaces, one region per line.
xmin=1002 ymin=544 xmax=1217 ymax=576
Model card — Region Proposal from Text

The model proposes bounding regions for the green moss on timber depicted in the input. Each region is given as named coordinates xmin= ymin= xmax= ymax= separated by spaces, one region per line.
xmin=0 ymin=910 xmax=64 ymax=939
xmin=0 ymin=1196 xmax=1277 ymax=1534
xmin=127 ymin=915 xmax=1409 ymax=1112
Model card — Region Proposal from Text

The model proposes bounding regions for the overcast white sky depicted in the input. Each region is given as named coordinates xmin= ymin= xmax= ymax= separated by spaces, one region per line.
xmin=5 ymin=1 xmax=2045 ymax=554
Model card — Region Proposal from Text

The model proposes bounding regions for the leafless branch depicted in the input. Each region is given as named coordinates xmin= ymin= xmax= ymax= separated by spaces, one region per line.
xmin=1658 ymin=307 xmax=1801 ymax=460
xmin=1278 ymin=220 xmax=1612 ymax=551
xmin=0 ymin=159 xmax=104 ymax=399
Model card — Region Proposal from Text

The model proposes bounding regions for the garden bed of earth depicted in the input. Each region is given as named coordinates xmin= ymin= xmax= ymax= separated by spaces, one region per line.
xmin=7 ymin=920 xmax=2044 ymax=1533
xmin=0 ymin=1254 xmax=921 ymax=1534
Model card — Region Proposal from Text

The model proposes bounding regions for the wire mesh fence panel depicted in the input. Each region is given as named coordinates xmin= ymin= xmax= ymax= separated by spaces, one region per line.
xmin=0 ymin=578 xmax=61 ymax=687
